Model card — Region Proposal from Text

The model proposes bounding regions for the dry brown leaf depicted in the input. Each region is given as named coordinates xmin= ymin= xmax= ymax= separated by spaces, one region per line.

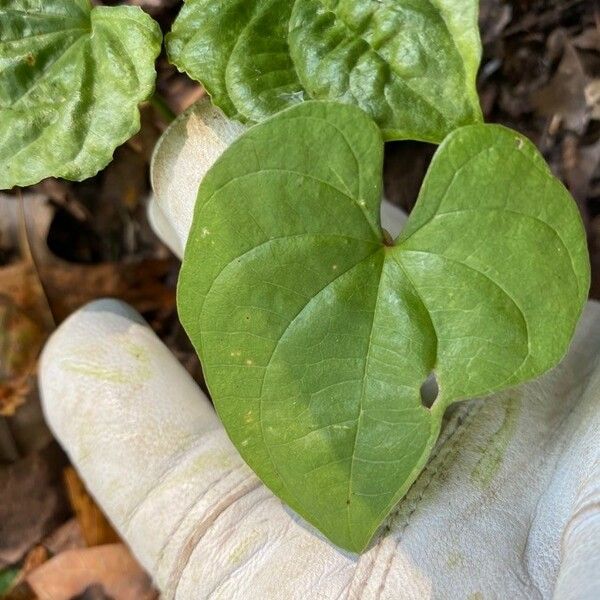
xmin=70 ymin=584 xmax=114 ymax=600
xmin=125 ymin=106 xmax=163 ymax=164
xmin=2 ymin=580 xmax=36 ymax=600
xmin=585 ymin=80 xmax=600 ymax=120
xmin=26 ymin=545 xmax=157 ymax=600
xmin=3 ymin=393 xmax=55 ymax=460
xmin=533 ymin=42 xmax=590 ymax=133
xmin=63 ymin=468 xmax=120 ymax=548
xmin=3 ymin=543 xmax=51 ymax=597
xmin=0 ymin=193 xmax=56 ymax=457
xmin=0 ymin=297 xmax=45 ymax=416
xmin=1 ymin=236 xmax=172 ymax=331
xmin=572 ymin=27 xmax=600 ymax=51
xmin=40 ymin=258 xmax=176 ymax=323
xmin=0 ymin=379 xmax=27 ymax=417
xmin=479 ymin=0 xmax=513 ymax=44
xmin=21 ymin=546 xmax=49 ymax=576
xmin=0 ymin=263 xmax=49 ymax=322
xmin=155 ymin=58 xmax=204 ymax=115
xmin=0 ymin=194 xmax=55 ymax=310
xmin=42 ymin=519 xmax=85 ymax=556
xmin=0 ymin=444 xmax=70 ymax=569
xmin=566 ymin=138 xmax=600 ymax=201
xmin=0 ymin=194 xmax=176 ymax=324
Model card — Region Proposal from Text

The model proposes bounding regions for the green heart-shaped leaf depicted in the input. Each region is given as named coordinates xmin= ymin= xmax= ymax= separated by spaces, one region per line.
xmin=0 ymin=0 xmax=161 ymax=189
xmin=178 ymin=102 xmax=589 ymax=553
xmin=166 ymin=0 xmax=481 ymax=141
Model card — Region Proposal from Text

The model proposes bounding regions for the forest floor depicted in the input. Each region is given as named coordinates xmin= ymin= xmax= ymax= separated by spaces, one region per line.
xmin=0 ymin=0 xmax=598 ymax=598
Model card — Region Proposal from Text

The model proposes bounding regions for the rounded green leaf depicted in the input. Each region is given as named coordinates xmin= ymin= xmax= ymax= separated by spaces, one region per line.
xmin=0 ymin=0 xmax=162 ymax=189
xmin=178 ymin=102 xmax=589 ymax=553
xmin=289 ymin=0 xmax=483 ymax=142
xmin=225 ymin=0 xmax=306 ymax=122
xmin=167 ymin=0 xmax=304 ymax=123
xmin=166 ymin=0 xmax=252 ymax=119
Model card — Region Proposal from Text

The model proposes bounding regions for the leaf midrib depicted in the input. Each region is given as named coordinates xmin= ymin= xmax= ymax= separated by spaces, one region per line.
xmin=346 ymin=245 xmax=386 ymax=549
xmin=254 ymin=246 xmax=385 ymax=518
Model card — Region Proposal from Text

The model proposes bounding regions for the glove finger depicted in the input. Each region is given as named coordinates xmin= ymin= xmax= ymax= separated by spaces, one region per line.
xmin=149 ymin=99 xmax=245 ymax=256
xmin=554 ymin=465 xmax=600 ymax=600
xmin=39 ymin=299 xmax=249 ymax=591
xmin=39 ymin=299 xmax=354 ymax=599
xmin=548 ymin=373 xmax=600 ymax=600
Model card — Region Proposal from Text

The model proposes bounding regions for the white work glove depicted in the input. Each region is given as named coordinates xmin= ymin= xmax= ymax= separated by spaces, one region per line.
xmin=40 ymin=102 xmax=600 ymax=600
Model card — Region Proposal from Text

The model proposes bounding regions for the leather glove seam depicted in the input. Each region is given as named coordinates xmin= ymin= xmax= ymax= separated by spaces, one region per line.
xmin=168 ymin=474 xmax=262 ymax=599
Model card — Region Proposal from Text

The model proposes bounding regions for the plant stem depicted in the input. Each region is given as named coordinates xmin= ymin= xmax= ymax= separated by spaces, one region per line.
xmin=150 ymin=92 xmax=176 ymax=124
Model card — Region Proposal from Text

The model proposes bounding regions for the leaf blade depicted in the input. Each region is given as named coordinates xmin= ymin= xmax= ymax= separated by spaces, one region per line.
xmin=225 ymin=0 xmax=306 ymax=121
xmin=166 ymin=0 xmax=258 ymax=119
xmin=398 ymin=124 xmax=589 ymax=403
xmin=178 ymin=102 xmax=589 ymax=552
xmin=0 ymin=1 xmax=161 ymax=189
xmin=288 ymin=0 xmax=483 ymax=142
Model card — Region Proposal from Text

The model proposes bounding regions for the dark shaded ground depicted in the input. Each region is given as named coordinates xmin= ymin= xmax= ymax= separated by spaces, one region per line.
xmin=0 ymin=0 xmax=598 ymax=597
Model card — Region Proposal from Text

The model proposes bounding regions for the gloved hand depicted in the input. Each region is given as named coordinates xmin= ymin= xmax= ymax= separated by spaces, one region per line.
xmin=40 ymin=103 xmax=600 ymax=600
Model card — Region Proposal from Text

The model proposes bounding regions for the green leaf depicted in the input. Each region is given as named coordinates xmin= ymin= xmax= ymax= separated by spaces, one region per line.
xmin=0 ymin=0 xmax=162 ymax=189
xmin=225 ymin=0 xmax=306 ymax=122
xmin=166 ymin=0 xmax=304 ymax=122
xmin=0 ymin=567 xmax=19 ymax=595
xmin=167 ymin=0 xmax=482 ymax=142
xmin=178 ymin=102 xmax=589 ymax=553
xmin=289 ymin=0 xmax=483 ymax=142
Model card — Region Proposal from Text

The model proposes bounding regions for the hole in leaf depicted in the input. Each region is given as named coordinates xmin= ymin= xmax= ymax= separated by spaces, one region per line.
xmin=383 ymin=141 xmax=436 ymax=220
xmin=420 ymin=373 xmax=439 ymax=409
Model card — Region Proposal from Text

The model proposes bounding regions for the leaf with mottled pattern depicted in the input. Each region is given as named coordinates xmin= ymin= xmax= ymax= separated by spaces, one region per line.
xmin=289 ymin=0 xmax=483 ymax=141
xmin=0 ymin=0 xmax=161 ymax=189
xmin=166 ymin=0 xmax=304 ymax=123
